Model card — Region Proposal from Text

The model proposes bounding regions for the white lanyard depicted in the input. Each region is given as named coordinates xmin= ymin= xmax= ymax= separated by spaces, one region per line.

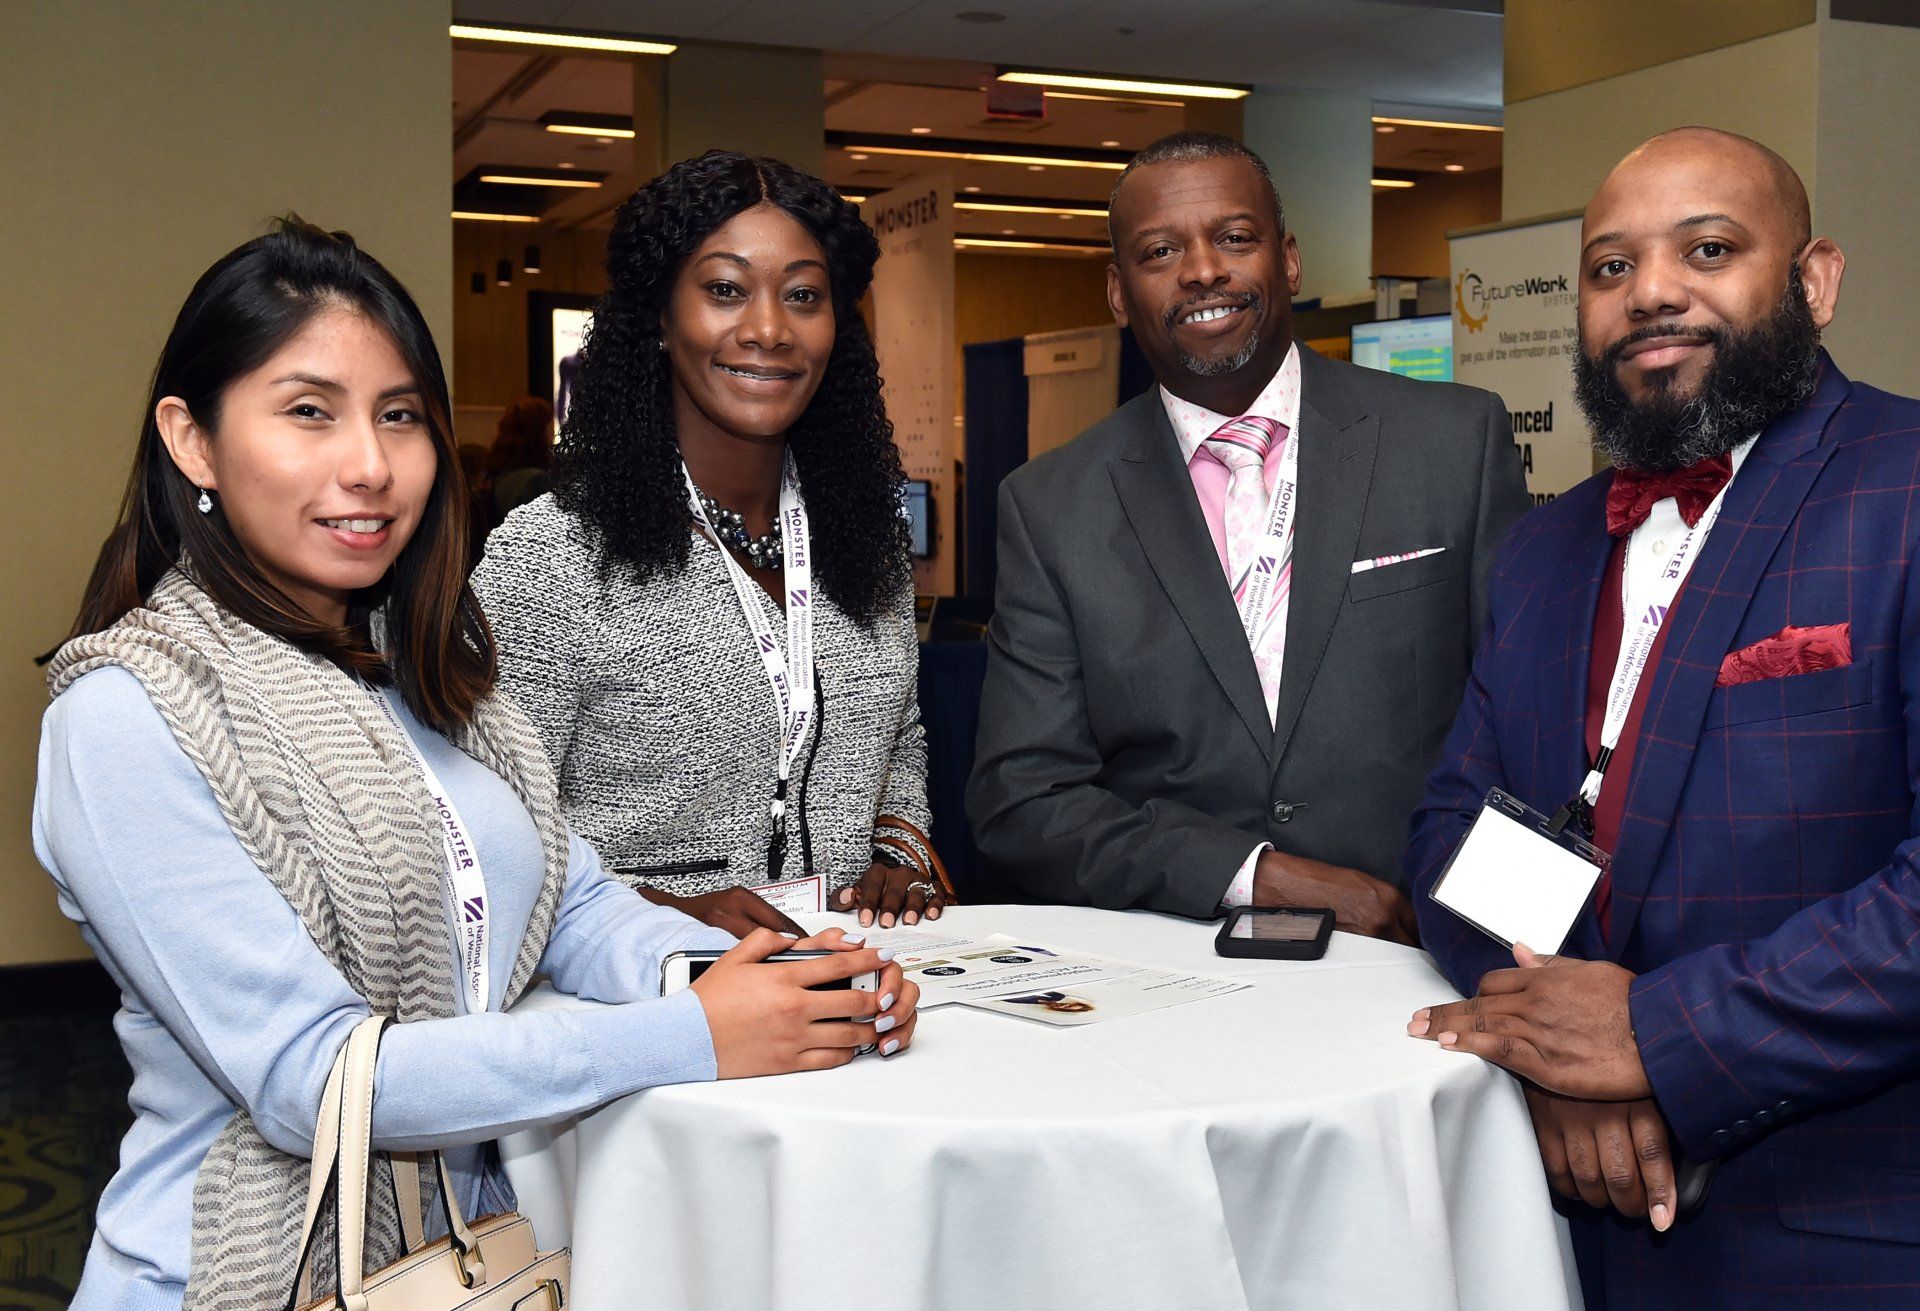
xmin=683 ymin=454 xmax=815 ymax=842
xmin=369 ymin=688 xmax=490 ymax=1014
xmin=1230 ymin=426 xmax=1301 ymax=647
xmin=1577 ymin=482 xmax=1734 ymax=808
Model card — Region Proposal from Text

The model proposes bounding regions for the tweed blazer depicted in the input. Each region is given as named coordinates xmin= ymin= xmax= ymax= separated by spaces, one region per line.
xmin=473 ymin=495 xmax=930 ymax=900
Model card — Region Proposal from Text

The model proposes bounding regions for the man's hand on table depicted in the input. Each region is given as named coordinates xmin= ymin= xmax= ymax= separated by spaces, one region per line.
xmin=1524 ymin=1087 xmax=1676 ymax=1232
xmin=1407 ymin=944 xmax=1652 ymax=1101
xmin=1254 ymin=850 xmax=1419 ymax=945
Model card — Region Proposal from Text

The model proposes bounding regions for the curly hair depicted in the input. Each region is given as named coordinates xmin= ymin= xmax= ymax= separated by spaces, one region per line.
xmin=553 ymin=150 xmax=910 ymax=627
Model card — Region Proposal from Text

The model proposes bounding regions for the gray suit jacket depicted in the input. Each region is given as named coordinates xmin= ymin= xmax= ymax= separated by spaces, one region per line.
xmin=967 ymin=346 xmax=1531 ymax=918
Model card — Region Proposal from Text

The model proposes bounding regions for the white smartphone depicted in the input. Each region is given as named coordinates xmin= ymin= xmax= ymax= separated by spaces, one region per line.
xmin=660 ymin=949 xmax=881 ymax=1055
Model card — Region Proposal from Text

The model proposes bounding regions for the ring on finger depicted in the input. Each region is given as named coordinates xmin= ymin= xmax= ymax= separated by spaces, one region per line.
xmin=905 ymin=880 xmax=938 ymax=899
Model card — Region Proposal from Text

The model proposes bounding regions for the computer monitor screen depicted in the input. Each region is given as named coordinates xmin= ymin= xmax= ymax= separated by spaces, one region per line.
xmin=903 ymin=480 xmax=932 ymax=557
xmin=1350 ymin=315 xmax=1453 ymax=382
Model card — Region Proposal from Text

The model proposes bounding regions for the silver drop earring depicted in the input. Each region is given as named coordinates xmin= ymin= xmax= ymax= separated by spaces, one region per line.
xmin=197 ymin=488 xmax=213 ymax=515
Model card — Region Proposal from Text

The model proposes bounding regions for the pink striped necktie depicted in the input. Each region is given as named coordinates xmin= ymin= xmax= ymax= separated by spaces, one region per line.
xmin=1204 ymin=414 xmax=1290 ymax=718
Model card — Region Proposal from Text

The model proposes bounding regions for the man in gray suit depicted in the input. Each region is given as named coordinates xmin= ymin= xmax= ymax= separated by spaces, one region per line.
xmin=968 ymin=133 xmax=1530 ymax=939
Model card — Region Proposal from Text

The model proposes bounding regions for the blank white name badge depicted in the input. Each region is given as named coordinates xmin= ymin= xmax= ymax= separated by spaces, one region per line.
xmin=1429 ymin=789 xmax=1608 ymax=955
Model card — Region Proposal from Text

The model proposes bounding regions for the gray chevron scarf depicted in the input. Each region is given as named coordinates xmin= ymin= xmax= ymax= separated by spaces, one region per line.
xmin=46 ymin=567 xmax=568 ymax=1310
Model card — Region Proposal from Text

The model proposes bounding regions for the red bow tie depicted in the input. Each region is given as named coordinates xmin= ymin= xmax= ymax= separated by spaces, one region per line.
xmin=1605 ymin=454 xmax=1734 ymax=537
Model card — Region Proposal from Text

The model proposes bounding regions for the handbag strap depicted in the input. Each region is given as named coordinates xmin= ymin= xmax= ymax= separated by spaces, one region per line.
xmin=288 ymin=1016 xmax=487 ymax=1310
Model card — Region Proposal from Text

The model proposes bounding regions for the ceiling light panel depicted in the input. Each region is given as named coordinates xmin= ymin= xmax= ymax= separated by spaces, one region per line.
xmin=450 ymin=23 xmax=676 ymax=55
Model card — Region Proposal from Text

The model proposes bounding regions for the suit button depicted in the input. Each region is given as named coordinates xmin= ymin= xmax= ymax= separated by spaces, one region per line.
xmin=1732 ymin=1118 xmax=1753 ymax=1137
xmin=1709 ymin=1129 xmax=1732 ymax=1148
xmin=1775 ymin=1099 xmax=1794 ymax=1115
xmin=1271 ymin=801 xmax=1296 ymax=823
xmin=1753 ymin=1109 xmax=1774 ymax=1127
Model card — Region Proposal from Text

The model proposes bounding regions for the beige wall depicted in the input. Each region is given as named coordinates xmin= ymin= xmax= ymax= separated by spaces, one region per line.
xmin=1374 ymin=170 xmax=1503 ymax=280
xmin=0 ymin=1 xmax=452 ymax=966
xmin=1814 ymin=14 xmax=1920 ymax=395
xmin=1242 ymin=87 xmax=1375 ymax=305
xmin=1507 ymin=0 xmax=1815 ymax=101
xmin=1503 ymin=23 xmax=1820 ymax=221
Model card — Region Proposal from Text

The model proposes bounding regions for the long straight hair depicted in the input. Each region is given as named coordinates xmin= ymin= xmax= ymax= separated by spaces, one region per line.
xmin=60 ymin=218 xmax=495 ymax=732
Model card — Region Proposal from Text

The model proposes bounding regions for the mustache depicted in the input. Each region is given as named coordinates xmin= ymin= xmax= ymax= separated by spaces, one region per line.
xmin=1598 ymin=321 xmax=1721 ymax=368
xmin=1163 ymin=289 xmax=1260 ymax=332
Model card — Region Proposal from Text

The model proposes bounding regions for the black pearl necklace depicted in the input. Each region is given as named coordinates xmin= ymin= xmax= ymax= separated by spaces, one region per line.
xmin=696 ymin=490 xmax=784 ymax=570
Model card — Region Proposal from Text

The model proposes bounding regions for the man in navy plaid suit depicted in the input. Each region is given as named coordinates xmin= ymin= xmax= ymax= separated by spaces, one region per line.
xmin=1405 ymin=126 xmax=1920 ymax=1308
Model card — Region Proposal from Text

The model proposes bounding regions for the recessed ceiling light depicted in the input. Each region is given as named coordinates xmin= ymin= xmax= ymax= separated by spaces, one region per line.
xmin=998 ymin=69 xmax=1249 ymax=101
xmin=1100 ymin=139 xmax=1121 ymax=148
xmin=557 ymin=162 xmax=576 ymax=169
xmin=1370 ymin=178 xmax=1416 ymax=189
xmin=1059 ymin=213 xmax=1073 ymax=220
xmin=542 ymin=112 xmax=636 ymax=139
xmin=478 ymin=172 xmax=603 ymax=188
xmin=963 ymin=184 xmax=983 ymax=192
xmin=1002 ymin=227 xmax=1016 ymax=234
xmin=453 ymin=210 xmax=542 ymax=223
xmin=1027 ymin=164 xmax=1045 ymax=172
xmin=1444 ymin=163 xmax=1466 ymax=172
xmin=1372 ymin=115 xmax=1502 ymax=133
xmin=956 ymin=10 xmax=1006 ymax=21
xmin=450 ymin=23 xmax=675 ymax=55
xmin=593 ymin=137 xmax=615 ymax=145
xmin=955 ymin=199 xmax=1108 ymax=217
xmin=1375 ymin=125 xmax=1396 ymax=134
xmin=835 ymin=140 xmax=1126 ymax=172
xmin=910 ymin=127 xmax=934 ymax=135
xmin=849 ymin=152 xmax=870 ymax=160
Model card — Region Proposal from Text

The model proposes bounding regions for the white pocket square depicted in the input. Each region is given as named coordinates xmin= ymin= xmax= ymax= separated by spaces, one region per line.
xmin=1351 ymin=547 xmax=1447 ymax=575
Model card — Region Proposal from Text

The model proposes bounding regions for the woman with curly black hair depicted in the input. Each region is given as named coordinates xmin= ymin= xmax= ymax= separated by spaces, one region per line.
xmin=473 ymin=150 xmax=954 ymax=937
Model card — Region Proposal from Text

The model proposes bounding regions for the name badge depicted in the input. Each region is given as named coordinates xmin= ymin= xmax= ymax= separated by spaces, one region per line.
xmin=1429 ymin=789 xmax=1608 ymax=954
xmin=752 ymin=874 xmax=824 ymax=916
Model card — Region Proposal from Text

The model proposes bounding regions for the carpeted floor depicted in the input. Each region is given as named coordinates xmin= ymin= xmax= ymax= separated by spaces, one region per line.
xmin=0 ymin=1013 xmax=130 ymax=1310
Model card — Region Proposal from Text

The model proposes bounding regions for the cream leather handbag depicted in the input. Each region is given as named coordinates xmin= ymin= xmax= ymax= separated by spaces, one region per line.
xmin=288 ymin=1015 xmax=570 ymax=1311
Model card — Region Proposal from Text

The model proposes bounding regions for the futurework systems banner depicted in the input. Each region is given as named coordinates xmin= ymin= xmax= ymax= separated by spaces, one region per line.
xmin=861 ymin=175 xmax=957 ymax=595
xmin=1449 ymin=215 xmax=1588 ymax=503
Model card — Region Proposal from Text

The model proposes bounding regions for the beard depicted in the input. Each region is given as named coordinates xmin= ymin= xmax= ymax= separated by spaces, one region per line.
xmin=1572 ymin=265 xmax=1822 ymax=473
xmin=1161 ymin=288 xmax=1264 ymax=377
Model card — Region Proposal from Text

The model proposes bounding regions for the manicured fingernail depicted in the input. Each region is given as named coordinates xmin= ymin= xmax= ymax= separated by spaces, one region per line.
xmin=841 ymin=931 xmax=867 ymax=944
xmin=881 ymin=1038 xmax=901 ymax=1056
xmin=876 ymin=1015 xmax=897 ymax=1034
xmin=879 ymin=992 xmax=896 ymax=1011
xmin=1407 ymin=1018 xmax=1430 ymax=1036
xmin=905 ymin=912 xmax=920 ymax=925
xmin=1413 ymin=1008 xmax=1431 ymax=1020
xmin=1651 ymin=1204 xmax=1672 ymax=1231
xmin=881 ymin=913 xmax=895 ymax=928
xmin=860 ymin=911 xmax=873 ymax=926
xmin=877 ymin=948 xmax=895 ymax=962
xmin=1438 ymin=1032 xmax=1458 ymax=1047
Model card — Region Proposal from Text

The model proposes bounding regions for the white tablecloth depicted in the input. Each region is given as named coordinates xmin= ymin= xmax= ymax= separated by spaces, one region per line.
xmin=502 ymin=905 xmax=1579 ymax=1311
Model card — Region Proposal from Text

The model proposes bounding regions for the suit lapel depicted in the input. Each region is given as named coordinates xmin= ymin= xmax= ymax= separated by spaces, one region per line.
xmin=1602 ymin=359 xmax=1852 ymax=956
xmin=1109 ymin=396 xmax=1273 ymax=756
xmin=1270 ymin=349 xmax=1378 ymax=771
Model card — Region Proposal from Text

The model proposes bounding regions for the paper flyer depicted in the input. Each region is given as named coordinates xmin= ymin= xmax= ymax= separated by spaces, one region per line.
xmin=863 ymin=931 xmax=1247 ymax=1026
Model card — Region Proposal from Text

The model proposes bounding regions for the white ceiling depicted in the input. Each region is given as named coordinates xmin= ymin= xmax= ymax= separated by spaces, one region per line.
xmin=452 ymin=0 xmax=1504 ymax=109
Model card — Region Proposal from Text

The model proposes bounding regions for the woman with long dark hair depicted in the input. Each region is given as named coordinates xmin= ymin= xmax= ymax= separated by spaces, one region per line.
xmin=473 ymin=151 xmax=954 ymax=933
xmin=33 ymin=218 xmax=915 ymax=1310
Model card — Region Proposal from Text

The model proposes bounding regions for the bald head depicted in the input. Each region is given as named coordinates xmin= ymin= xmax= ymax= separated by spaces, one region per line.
xmin=1606 ymin=127 xmax=1810 ymax=248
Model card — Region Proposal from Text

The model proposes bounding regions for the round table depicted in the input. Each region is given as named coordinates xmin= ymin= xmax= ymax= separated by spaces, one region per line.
xmin=501 ymin=905 xmax=1579 ymax=1311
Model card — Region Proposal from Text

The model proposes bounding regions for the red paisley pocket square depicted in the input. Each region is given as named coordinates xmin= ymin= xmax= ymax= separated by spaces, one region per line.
xmin=1716 ymin=622 xmax=1852 ymax=688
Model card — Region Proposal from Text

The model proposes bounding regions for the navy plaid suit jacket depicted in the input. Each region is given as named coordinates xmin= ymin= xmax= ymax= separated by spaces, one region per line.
xmin=1407 ymin=357 xmax=1920 ymax=1308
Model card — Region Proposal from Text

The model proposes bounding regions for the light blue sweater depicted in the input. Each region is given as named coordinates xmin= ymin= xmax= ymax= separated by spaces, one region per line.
xmin=32 ymin=667 xmax=736 ymax=1311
